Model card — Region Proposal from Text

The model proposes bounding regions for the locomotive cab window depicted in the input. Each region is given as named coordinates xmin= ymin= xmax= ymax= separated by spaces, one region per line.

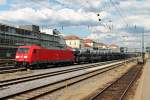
xmin=17 ymin=48 xmax=29 ymax=53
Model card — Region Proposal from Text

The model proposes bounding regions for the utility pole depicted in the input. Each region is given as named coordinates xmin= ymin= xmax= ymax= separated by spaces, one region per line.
xmin=142 ymin=27 xmax=145 ymax=63
xmin=135 ymin=25 xmax=145 ymax=63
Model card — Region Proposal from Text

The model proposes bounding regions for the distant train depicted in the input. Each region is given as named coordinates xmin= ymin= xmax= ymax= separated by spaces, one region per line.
xmin=15 ymin=45 xmax=136 ymax=69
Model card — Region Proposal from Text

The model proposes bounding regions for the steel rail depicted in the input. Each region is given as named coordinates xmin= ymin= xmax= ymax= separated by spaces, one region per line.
xmin=1 ymin=59 xmax=134 ymax=99
xmin=0 ymin=68 xmax=26 ymax=74
xmin=118 ymin=64 xmax=142 ymax=100
xmin=0 ymin=60 xmax=122 ymax=87
xmin=0 ymin=60 xmax=117 ymax=75
xmin=0 ymin=66 xmax=15 ymax=70
xmin=89 ymin=63 xmax=142 ymax=100
xmin=0 ymin=59 xmax=14 ymax=67
xmin=27 ymin=63 xmax=123 ymax=100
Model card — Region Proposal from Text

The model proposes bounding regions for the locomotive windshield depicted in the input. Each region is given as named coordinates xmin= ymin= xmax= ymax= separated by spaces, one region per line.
xmin=17 ymin=48 xmax=29 ymax=53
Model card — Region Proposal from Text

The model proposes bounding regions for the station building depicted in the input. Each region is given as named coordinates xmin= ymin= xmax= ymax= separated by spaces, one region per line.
xmin=64 ymin=35 xmax=110 ymax=52
xmin=0 ymin=23 xmax=66 ymax=59
xmin=83 ymin=39 xmax=96 ymax=50
xmin=84 ymin=39 xmax=107 ymax=50
xmin=109 ymin=44 xmax=120 ymax=52
xmin=64 ymin=35 xmax=84 ymax=49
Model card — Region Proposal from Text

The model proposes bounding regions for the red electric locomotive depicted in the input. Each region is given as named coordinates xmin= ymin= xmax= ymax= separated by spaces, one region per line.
xmin=15 ymin=45 xmax=75 ymax=68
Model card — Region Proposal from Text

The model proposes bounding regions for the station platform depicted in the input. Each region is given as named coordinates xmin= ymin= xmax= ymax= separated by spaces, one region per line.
xmin=133 ymin=59 xmax=150 ymax=100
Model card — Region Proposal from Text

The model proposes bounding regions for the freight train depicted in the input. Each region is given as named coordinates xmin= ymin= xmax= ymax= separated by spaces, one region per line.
xmin=15 ymin=44 xmax=135 ymax=69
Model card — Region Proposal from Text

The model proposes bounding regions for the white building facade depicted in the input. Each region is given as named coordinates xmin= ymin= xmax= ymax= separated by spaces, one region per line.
xmin=64 ymin=35 xmax=84 ymax=49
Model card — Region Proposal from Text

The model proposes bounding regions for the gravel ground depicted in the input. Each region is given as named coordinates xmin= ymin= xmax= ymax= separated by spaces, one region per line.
xmin=117 ymin=64 xmax=143 ymax=100
xmin=131 ymin=59 xmax=150 ymax=100
xmin=0 ymin=61 xmax=124 ymax=98
xmin=36 ymin=61 xmax=137 ymax=100
xmin=123 ymin=77 xmax=140 ymax=100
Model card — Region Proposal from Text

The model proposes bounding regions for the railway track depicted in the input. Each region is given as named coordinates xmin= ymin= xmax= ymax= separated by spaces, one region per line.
xmin=0 ymin=60 xmax=122 ymax=86
xmin=0 ymin=60 xmax=119 ymax=75
xmin=89 ymin=62 xmax=143 ymax=100
xmin=0 ymin=59 xmax=135 ymax=99
xmin=0 ymin=66 xmax=16 ymax=70
xmin=0 ymin=59 xmax=21 ymax=74
xmin=0 ymin=59 xmax=14 ymax=67
xmin=0 ymin=66 xmax=26 ymax=74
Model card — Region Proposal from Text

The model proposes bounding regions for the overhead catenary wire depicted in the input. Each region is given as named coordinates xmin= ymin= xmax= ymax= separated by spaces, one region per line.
xmin=109 ymin=0 xmax=129 ymax=27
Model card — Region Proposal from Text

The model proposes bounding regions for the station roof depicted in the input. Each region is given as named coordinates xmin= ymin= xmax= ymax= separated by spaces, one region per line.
xmin=84 ymin=39 xmax=94 ymax=43
xmin=64 ymin=35 xmax=81 ymax=40
xmin=109 ymin=44 xmax=119 ymax=48
xmin=84 ymin=43 xmax=92 ymax=47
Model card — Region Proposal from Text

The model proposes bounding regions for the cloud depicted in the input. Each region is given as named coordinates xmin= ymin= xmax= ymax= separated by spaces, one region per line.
xmin=0 ymin=0 xmax=149 ymax=50
xmin=55 ymin=0 xmax=102 ymax=11
xmin=0 ymin=0 xmax=6 ymax=5
xmin=0 ymin=7 xmax=108 ymax=26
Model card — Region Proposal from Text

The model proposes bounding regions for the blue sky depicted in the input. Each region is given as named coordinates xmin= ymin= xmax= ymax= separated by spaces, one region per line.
xmin=0 ymin=0 xmax=149 ymax=49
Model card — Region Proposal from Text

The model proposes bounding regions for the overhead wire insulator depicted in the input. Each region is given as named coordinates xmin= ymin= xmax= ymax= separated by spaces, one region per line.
xmin=97 ymin=13 xmax=100 ymax=16
xmin=98 ymin=19 xmax=101 ymax=21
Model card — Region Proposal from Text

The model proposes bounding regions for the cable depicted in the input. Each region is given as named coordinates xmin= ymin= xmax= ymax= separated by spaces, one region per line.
xmin=109 ymin=0 xmax=129 ymax=26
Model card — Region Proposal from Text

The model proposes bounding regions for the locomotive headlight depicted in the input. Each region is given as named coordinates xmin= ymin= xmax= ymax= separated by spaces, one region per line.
xmin=24 ymin=56 xmax=28 ymax=58
xmin=16 ymin=56 xmax=19 ymax=58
